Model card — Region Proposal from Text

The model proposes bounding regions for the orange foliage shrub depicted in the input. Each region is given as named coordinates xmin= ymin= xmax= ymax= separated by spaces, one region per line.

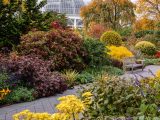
xmin=133 ymin=17 xmax=155 ymax=32
xmin=88 ymin=22 xmax=107 ymax=39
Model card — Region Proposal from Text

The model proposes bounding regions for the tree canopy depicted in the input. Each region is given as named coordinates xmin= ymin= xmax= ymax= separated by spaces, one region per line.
xmin=80 ymin=0 xmax=136 ymax=30
xmin=0 ymin=0 xmax=67 ymax=48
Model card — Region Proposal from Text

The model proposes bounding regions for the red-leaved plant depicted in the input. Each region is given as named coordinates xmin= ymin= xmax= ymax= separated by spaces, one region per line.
xmin=155 ymin=51 xmax=160 ymax=58
xmin=0 ymin=54 xmax=67 ymax=98
xmin=18 ymin=29 xmax=87 ymax=71
xmin=51 ymin=21 xmax=62 ymax=29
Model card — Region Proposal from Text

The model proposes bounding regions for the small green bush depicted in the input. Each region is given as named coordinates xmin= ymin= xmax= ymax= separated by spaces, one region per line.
xmin=83 ymin=37 xmax=109 ymax=67
xmin=82 ymin=66 xmax=123 ymax=77
xmin=135 ymin=41 xmax=156 ymax=55
xmin=144 ymin=58 xmax=160 ymax=65
xmin=76 ymin=72 xmax=94 ymax=84
xmin=117 ymin=27 xmax=132 ymax=37
xmin=135 ymin=30 xmax=154 ymax=38
xmin=105 ymin=66 xmax=124 ymax=76
xmin=143 ymin=34 xmax=158 ymax=44
xmin=100 ymin=31 xmax=122 ymax=46
xmin=0 ymin=72 xmax=9 ymax=89
xmin=0 ymin=87 xmax=34 ymax=105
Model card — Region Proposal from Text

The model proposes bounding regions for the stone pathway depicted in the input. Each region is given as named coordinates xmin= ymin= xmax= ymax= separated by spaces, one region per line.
xmin=121 ymin=65 xmax=160 ymax=80
xmin=0 ymin=65 xmax=160 ymax=120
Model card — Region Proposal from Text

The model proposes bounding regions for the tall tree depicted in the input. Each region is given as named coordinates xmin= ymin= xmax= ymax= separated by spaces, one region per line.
xmin=0 ymin=0 xmax=22 ymax=48
xmin=136 ymin=0 xmax=160 ymax=21
xmin=0 ymin=0 xmax=67 ymax=48
xmin=80 ymin=0 xmax=136 ymax=30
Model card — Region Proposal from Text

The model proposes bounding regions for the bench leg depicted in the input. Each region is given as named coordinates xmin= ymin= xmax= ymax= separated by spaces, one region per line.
xmin=132 ymin=67 xmax=134 ymax=73
xmin=123 ymin=66 xmax=126 ymax=72
xmin=142 ymin=66 xmax=144 ymax=71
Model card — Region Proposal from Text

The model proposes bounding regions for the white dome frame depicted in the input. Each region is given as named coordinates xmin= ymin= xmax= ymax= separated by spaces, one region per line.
xmin=45 ymin=0 xmax=84 ymax=28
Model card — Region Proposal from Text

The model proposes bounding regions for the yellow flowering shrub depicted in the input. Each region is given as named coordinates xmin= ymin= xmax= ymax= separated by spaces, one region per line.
xmin=13 ymin=110 xmax=53 ymax=120
xmin=56 ymin=95 xmax=85 ymax=119
xmin=51 ymin=113 xmax=69 ymax=120
xmin=13 ymin=95 xmax=85 ymax=120
xmin=0 ymin=88 xmax=11 ymax=100
xmin=107 ymin=46 xmax=133 ymax=60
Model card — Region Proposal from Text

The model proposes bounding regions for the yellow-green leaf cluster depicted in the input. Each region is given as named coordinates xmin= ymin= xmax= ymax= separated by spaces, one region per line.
xmin=82 ymin=92 xmax=93 ymax=106
xmin=100 ymin=31 xmax=122 ymax=46
xmin=135 ymin=41 xmax=156 ymax=55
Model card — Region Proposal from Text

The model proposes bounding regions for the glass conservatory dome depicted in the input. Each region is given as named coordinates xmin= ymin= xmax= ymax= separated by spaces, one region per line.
xmin=45 ymin=0 xmax=85 ymax=28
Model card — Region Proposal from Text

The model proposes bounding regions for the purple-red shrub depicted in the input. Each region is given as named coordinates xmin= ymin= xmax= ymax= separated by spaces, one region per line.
xmin=18 ymin=29 xmax=86 ymax=71
xmin=51 ymin=21 xmax=62 ymax=29
xmin=155 ymin=51 xmax=160 ymax=58
xmin=110 ymin=59 xmax=123 ymax=69
xmin=0 ymin=54 xmax=67 ymax=98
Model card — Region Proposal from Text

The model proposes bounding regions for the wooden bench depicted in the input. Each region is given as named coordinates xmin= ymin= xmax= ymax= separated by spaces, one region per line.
xmin=123 ymin=57 xmax=145 ymax=73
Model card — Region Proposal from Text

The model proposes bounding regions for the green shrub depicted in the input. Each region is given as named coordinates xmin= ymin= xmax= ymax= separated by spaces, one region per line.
xmin=81 ymin=75 xmax=160 ymax=119
xmin=117 ymin=27 xmax=132 ymax=37
xmin=0 ymin=0 xmax=67 ymax=48
xmin=84 ymin=66 xmax=123 ymax=76
xmin=144 ymin=58 xmax=160 ymax=65
xmin=143 ymin=34 xmax=158 ymax=44
xmin=0 ymin=87 xmax=34 ymax=105
xmin=105 ymin=66 xmax=124 ymax=76
xmin=135 ymin=41 xmax=156 ymax=55
xmin=76 ymin=72 xmax=94 ymax=84
xmin=100 ymin=31 xmax=122 ymax=46
xmin=83 ymin=37 xmax=109 ymax=67
xmin=62 ymin=70 xmax=79 ymax=88
xmin=76 ymin=66 xmax=123 ymax=84
xmin=0 ymin=72 xmax=9 ymax=89
xmin=135 ymin=30 xmax=154 ymax=38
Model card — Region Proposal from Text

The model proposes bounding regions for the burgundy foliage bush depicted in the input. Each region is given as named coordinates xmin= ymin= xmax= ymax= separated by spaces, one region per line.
xmin=51 ymin=21 xmax=62 ymax=29
xmin=18 ymin=29 xmax=87 ymax=71
xmin=155 ymin=51 xmax=160 ymax=58
xmin=110 ymin=59 xmax=123 ymax=69
xmin=0 ymin=54 xmax=67 ymax=98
